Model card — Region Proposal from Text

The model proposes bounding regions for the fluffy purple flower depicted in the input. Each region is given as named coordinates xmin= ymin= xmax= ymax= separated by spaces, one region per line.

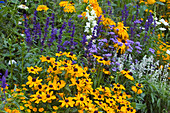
xmin=78 ymin=15 xmax=82 ymax=18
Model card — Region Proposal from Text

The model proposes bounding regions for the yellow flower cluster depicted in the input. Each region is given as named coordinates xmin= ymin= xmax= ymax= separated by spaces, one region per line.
xmin=59 ymin=1 xmax=76 ymax=13
xmin=156 ymin=34 xmax=170 ymax=62
xmin=23 ymin=52 xmax=137 ymax=112
xmin=36 ymin=5 xmax=49 ymax=12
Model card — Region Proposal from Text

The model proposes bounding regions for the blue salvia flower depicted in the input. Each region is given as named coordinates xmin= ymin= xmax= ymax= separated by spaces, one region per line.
xmin=68 ymin=18 xmax=72 ymax=33
xmin=42 ymin=17 xmax=50 ymax=46
xmin=51 ymin=13 xmax=55 ymax=29
xmin=57 ymin=22 xmax=67 ymax=52
xmin=71 ymin=24 xmax=75 ymax=37
xmin=33 ymin=11 xmax=37 ymax=40
xmin=136 ymin=5 xmax=139 ymax=19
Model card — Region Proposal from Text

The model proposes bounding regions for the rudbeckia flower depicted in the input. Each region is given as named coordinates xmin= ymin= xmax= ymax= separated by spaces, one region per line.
xmin=26 ymin=76 xmax=42 ymax=87
xmin=59 ymin=97 xmax=75 ymax=108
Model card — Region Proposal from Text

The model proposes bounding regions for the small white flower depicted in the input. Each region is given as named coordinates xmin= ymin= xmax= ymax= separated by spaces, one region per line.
xmin=92 ymin=20 xmax=97 ymax=27
xmin=18 ymin=4 xmax=29 ymax=10
xmin=8 ymin=60 xmax=17 ymax=65
xmin=166 ymin=50 xmax=170 ymax=55
xmin=86 ymin=35 xmax=92 ymax=40
xmin=86 ymin=22 xmax=90 ymax=28
xmin=159 ymin=28 xmax=166 ymax=31
xmin=18 ymin=21 xmax=22 ymax=25
xmin=159 ymin=19 xmax=169 ymax=26
xmin=21 ymin=34 xmax=25 ymax=36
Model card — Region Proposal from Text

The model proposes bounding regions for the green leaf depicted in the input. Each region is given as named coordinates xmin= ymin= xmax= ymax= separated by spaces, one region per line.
xmin=65 ymin=84 xmax=71 ymax=93
xmin=156 ymin=2 xmax=165 ymax=5
xmin=151 ymin=93 xmax=155 ymax=103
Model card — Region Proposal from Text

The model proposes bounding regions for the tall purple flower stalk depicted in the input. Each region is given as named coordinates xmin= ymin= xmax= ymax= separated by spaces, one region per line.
xmin=32 ymin=11 xmax=37 ymax=40
xmin=24 ymin=14 xmax=32 ymax=46
xmin=1 ymin=70 xmax=8 ymax=101
xmin=42 ymin=17 xmax=50 ymax=46
xmin=57 ymin=22 xmax=67 ymax=52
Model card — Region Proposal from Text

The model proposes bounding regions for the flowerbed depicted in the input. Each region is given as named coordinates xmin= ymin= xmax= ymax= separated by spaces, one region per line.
xmin=0 ymin=0 xmax=169 ymax=113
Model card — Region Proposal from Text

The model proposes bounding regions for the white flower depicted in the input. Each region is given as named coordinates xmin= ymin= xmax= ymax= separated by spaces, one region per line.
xmin=159 ymin=19 xmax=169 ymax=26
xmin=166 ymin=50 xmax=170 ymax=55
xmin=86 ymin=35 xmax=92 ymax=40
xmin=18 ymin=4 xmax=29 ymax=10
xmin=84 ymin=28 xmax=90 ymax=33
xmin=159 ymin=28 xmax=166 ymax=31
xmin=86 ymin=22 xmax=90 ymax=28
xmin=20 ymin=34 xmax=25 ymax=36
xmin=18 ymin=21 xmax=22 ymax=25
xmin=8 ymin=60 xmax=17 ymax=65
xmin=92 ymin=20 xmax=97 ymax=27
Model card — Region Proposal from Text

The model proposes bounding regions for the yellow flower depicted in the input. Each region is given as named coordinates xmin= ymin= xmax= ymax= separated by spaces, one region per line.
xmin=137 ymin=89 xmax=143 ymax=94
xmin=36 ymin=5 xmax=49 ymax=12
xmin=147 ymin=0 xmax=156 ymax=4
xmin=160 ymin=0 xmax=166 ymax=2
xmin=131 ymin=86 xmax=137 ymax=93
xmin=39 ymin=108 xmax=44 ymax=112
xmin=33 ymin=108 xmax=37 ymax=112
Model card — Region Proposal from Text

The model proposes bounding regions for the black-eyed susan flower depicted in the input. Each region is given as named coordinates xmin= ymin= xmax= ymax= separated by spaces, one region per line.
xmin=40 ymin=55 xmax=55 ymax=63
xmin=26 ymin=76 xmax=42 ymax=88
xmin=27 ymin=66 xmax=42 ymax=74
xmin=136 ymin=83 xmax=143 ymax=88
xmin=75 ymin=93 xmax=87 ymax=107
xmin=59 ymin=97 xmax=75 ymax=108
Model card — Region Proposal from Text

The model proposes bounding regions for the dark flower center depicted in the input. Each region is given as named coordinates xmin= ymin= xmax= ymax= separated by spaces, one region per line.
xmin=127 ymin=108 xmax=130 ymax=111
xmin=46 ymin=94 xmax=50 ymax=98
xmin=93 ymin=89 xmax=96 ymax=92
xmin=49 ymin=85 xmax=53 ymax=88
xmin=31 ymin=69 xmax=34 ymax=71
xmin=118 ymin=106 xmax=121 ymax=110
xmin=117 ymin=85 xmax=120 ymax=87
xmin=32 ymin=78 xmax=36 ymax=82
xmin=76 ymin=80 xmax=79 ymax=84
xmin=38 ymin=85 xmax=42 ymax=89
xmin=98 ymin=95 xmax=101 ymax=98
xmin=74 ymin=68 xmax=78 ymax=72
xmin=34 ymin=67 xmax=37 ymax=69
xmin=114 ymin=88 xmax=117 ymax=91
xmin=99 ymin=102 xmax=102 ymax=104
xmin=104 ymin=57 xmax=108 ymax=61
xmin=94 ymin=111 xmax=98 ymax=113
xmin=80 ymin=97 xmax=84 ymax=101
xmin=99 ymin=59 xmax=103 ymax=61
xmin=55 ymin=63 xmax=57 ymax=65
xmin=121 ymin=39 xmax=126 ymax=43
xmin=53 ymin=67 xmax=57 ymax=71
xmin=131 ymin=109 xmax=133 ymax=112
xmin=128 ymin=72 xmax=133 ymax=76
xmin=138 ymin=84 xmax=141 ymax=87
xmin=65 ymin=99 xmax=69 ymax=102
xmin=120 ymin=93 xmax=122 ymax=96
xmin=110 ymin=101 xmax=113 ymax=103
xmin=69 ymin=52 xmax=73 ymax=56
xmin=38 ymin=96 xmax=42 ymax=99
xmin=124 ymin=68 xmax=128 ymax=71
xmin=46 ymin=57 xmax=50 ymax=60
xmin=86 ymin=80 xmax=89 ymax=82
xmin=65 ymin=65 xmax=68 ymax=67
